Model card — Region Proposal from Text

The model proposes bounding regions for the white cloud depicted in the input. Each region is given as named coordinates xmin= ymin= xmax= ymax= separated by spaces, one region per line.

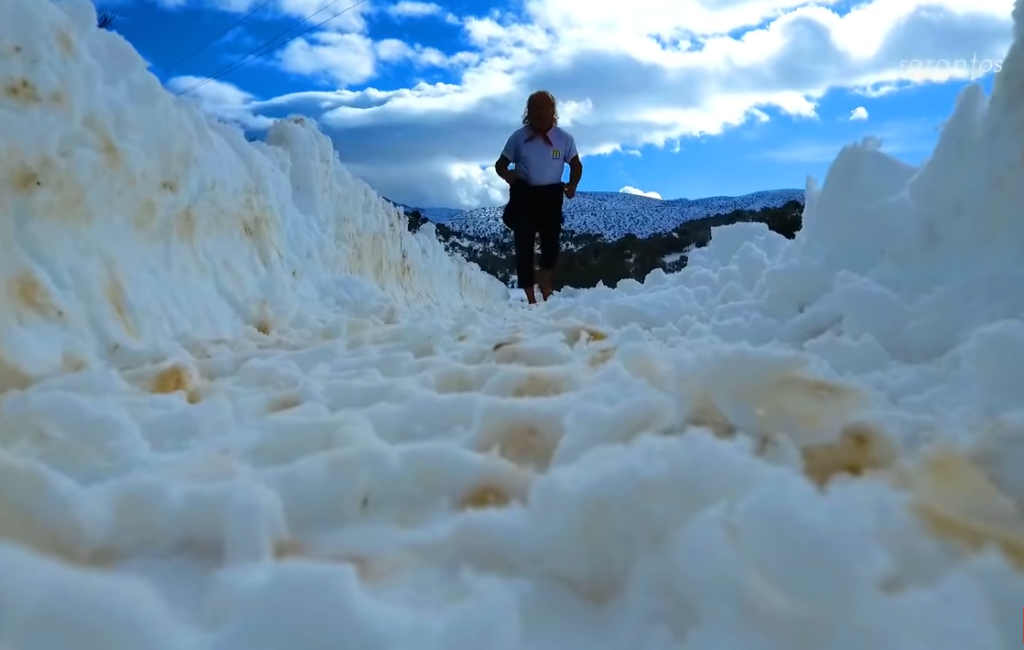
xmin=620 ymin=186 xmax=663 ymax=199
xmin=183 ymin=0 xmax=1014 ymax=208
xmin=277 ymin=32 xmax=377 ymax=86
xmin=386 ymin=1 xmax=442 ymax=18
xmin=374 ymin=38 xmax=478 ymax=67
xmin=850 ymin=106 xmax=869 ymax=120
xmin=166 ymin=76 xmax=275 ymax=130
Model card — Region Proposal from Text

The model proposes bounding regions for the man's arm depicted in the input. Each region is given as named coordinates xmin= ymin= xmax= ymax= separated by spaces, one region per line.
xmin=563 ymin=135 xmax=582 ymax=193
xmin=495 ymin=155 xmax=516 ymax=184
xmin=567 ymin=155 xmax=583 ymax=190
xmin=495 ymin=133 xmax=518 ymax=184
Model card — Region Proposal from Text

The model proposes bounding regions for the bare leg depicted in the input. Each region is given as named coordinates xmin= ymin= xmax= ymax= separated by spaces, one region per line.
xmin=523 ymin=284 xmax=537 ymax=304
xmin=538 ymin=269 xmax=553 ymax=301
xmin=513 ymin=227 xmax=538 ymax=305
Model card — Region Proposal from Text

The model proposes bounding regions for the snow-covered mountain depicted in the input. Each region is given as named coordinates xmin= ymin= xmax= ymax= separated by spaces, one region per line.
xmin=407 ymin=188 xmax=804 ymax=240
xmin=405 ymin=197 xmax=805 ymax=290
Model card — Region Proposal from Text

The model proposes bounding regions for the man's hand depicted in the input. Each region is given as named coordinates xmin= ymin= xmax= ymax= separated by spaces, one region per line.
xmin=564 ymin=183 xmax=576 ymax=199
xmin=501 ymin=169 xmax=518 ymax=185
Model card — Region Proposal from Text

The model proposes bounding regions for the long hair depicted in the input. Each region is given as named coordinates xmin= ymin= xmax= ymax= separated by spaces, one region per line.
xmin=522 ymin=90 xmax=558 ymax=127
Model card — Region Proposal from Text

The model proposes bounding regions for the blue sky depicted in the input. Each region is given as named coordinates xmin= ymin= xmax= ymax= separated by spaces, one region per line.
xmin=103 ymin=0 xmax=1010 ymax=208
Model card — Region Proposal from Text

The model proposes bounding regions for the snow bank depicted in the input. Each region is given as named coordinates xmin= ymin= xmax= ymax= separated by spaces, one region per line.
xmin=556 ymin=77 xmax=1024 ymax=428
xmin=2 ymin=0 xmax=1024 ymax=648
xmin=0 ymin=0 xmax=507 ymax=390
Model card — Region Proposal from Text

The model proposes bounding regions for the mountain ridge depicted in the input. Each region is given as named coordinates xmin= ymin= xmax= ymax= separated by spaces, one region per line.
xmin=391 ymin=188 xmax=805 ymax=241
xmin=404 ymin=197 xmax=806 ymax=291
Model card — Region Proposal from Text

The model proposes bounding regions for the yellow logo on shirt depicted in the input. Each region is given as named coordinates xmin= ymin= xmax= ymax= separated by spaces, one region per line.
xmin=551 ymin=149 xmax=561 ymax=159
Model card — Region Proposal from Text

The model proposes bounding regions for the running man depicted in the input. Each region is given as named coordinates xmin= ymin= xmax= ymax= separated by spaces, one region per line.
xmin=494 ymin=90 xmax=583 ymax=304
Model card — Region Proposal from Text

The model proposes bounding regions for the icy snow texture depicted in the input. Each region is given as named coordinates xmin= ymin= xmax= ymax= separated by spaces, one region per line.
xmin=0 ymin=1 xmax=506 ymax=390
xmin=2 ymin=0 xmax=1024 ymax=649
xmin=433 ymin=188 xmax=806 ymax=239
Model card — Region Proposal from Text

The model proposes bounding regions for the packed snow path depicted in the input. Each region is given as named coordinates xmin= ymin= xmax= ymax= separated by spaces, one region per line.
xmin=3 ymin=0 xmax=1024 ymax=648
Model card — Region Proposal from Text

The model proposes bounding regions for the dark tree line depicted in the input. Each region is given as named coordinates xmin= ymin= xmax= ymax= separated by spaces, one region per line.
xmin=406 ymin=200 xmax=805 ymax=291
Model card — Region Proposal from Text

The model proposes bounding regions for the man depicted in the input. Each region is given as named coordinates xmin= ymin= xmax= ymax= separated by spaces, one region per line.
xmin=494 ymin=90 xmax=583 ymax=304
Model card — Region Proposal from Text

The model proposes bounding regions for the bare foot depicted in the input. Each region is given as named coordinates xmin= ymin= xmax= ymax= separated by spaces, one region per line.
xmin=539 ymin=271 xmax=553 ymax=301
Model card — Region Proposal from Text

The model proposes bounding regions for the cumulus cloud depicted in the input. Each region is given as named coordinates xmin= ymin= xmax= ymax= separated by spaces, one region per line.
xmin=179 ymin=0 xmax=1013 ymax=208
xmin=374 ymin=38 xmax=478 ymax=67
xmin=277 ymin=32 xmax=377 ymax=86
xmin=166 ymin=76 xmax=275 ymax=130
xmin=620 ymin=186 xmax=663 ymax=199
xmin=386 ymin=1 xmax=442 ymax=18
xmin=850 ymin=106 xmax=869 ymax=120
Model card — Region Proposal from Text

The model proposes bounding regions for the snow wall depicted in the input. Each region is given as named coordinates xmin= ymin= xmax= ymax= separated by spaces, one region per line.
xmin=2 ymin=0 xmax=1024 ymax=647
xmin=0 ymin=0 xmax=509 ymax=391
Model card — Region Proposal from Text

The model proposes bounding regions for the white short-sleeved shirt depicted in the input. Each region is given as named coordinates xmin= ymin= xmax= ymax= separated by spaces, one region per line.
xmin=500 ymin=126 xmax=578 ymax=186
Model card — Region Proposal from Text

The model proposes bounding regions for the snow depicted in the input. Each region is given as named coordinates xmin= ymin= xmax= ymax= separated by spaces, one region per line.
xmin=2 ymin=0 xmax=1024 ymax=648
xmin=426 ymin=188 xmax=805 ymax=240
xmin=619 ymin=185 xmax=663 ymax=199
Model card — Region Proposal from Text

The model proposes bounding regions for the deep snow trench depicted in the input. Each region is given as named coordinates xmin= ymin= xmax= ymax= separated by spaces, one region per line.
xmin=2 ymin=0 xmax=1024 ymax=648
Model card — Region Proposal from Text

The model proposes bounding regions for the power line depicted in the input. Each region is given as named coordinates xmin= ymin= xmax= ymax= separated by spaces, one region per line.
xmin=175 ymin=0 xmax=368 ymax=97
xmin=164 ymin=0 xmax=277 ymax=74
xmin=174 ymin=0 xmax=355 ymax=95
